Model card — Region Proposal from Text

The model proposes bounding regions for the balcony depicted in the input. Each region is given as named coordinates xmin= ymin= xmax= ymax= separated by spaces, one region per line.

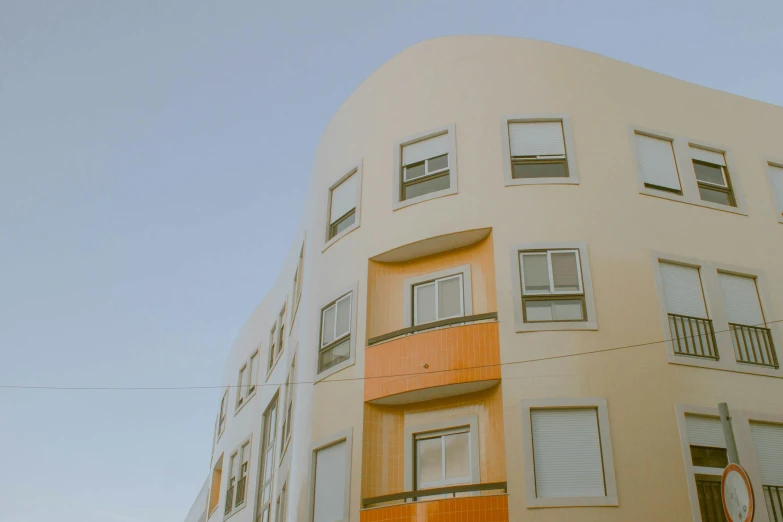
xmin=668 ymin=313 xmax=719 ymax=360
xmin=730 ymin=323 xmax=779 ymax=368
xmin=763 ymin=485 xmax=783 ymax=522
xmin=364 ymin=315 xmax=500 ymax=404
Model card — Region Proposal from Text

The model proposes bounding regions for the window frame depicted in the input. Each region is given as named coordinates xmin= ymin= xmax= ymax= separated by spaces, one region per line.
xmin=403 ymin=265 xmax=473 ymax=329
xmin=324 ymin=162 xmax=363 ymax=251
xmin=267 ymin=300 xmax=288 ymax=378
xmin=280 ymin=355 xmax=296 ymax=456
xmin=520 ymin=397 xmax=618 ymax=508
xmin=414 ymin=425 xmax=473 ymax=490
xmin=392 ymin=124 xmax=458 ymax=210
xmin=412 ymin=274 xmax=465 ymax=326
xmin=235 ymin=351 xmax=259 ymax=415
xmin=254 ymin=394 xmax=279 ymax=522
xmin=764 ymin=159 xmax=783 ymax=224
xmin=307 ymin=429 xmax=353 ymax=522
xmin=217 ymin=390 xmax=229 ymax=440
xmin=291 ymin=242 xmax=305 ymax=327
xmin=500 ymin=114 xmax=579 ymax=187
xmin=223 ymin=435 xmax=252 ymax=519
xmin=510 ymin=242 xmax=597 ymax=332
xmin=316 ymin=283 xmax=359 ymax=381
xmin=208 ymin=453 xmax=224 ymax=517
xmin=519 ymin=249 xmax=586 ymax=324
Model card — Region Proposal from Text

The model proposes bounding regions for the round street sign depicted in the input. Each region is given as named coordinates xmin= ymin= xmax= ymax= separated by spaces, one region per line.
xmin=722 ymin=463 xmax=755 ymax=522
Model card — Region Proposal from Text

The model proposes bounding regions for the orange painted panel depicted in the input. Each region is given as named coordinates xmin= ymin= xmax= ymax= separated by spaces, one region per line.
xmin=360 ymin=495 xmax=509 ymax=522
xmin=364 ymin=322 xmax=500 ymax=402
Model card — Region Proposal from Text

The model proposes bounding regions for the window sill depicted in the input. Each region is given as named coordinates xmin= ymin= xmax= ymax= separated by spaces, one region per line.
xmin=223 ymin=502 xmax=246 ymax=521
xmin=638 ymin=187 xmax=747 ymax=216
xmin=527 ymin=494 xmax=618 ymax=508
xmin=504 ymin=176 xmax=578 ymax=187
xmin=322 ymin=221 xmax=360 ymax=253
xmin=392 ymin=185 xmax=458 ymax=211
xmin=314 ymin=356 xmax=356 ymax=384
xmin=233 ymin=390 xmax=256 ymax=417
xmin=514 ymin=319 xmax=597 ymax=333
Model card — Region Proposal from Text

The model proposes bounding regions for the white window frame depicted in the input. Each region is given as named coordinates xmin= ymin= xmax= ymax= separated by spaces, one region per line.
xmin=217 ymin=390 xmax=228 ymax=440
xmin=500 ymin=114 xmax=579 ymax=187
xmin=510 ymin=242 xmax=597 ymax=332
xmin=291 ymin=242 xmax=305 ymax=326
xmin=403 ymin=265 xmax=473 ymax=328
xmin=267 ymin=300 xmax=288 ymax=377
xmin=280 ymin=355 xmax=296 ymax=456
xmin=235 ymin=351 xmax=259 ymax=414
xmin=628 ymin=125 xmax=747 ymax=215
xmin=224 ymin=435 xmax=252 ymax=519
xmin=324 ymin=162 xmax=363 ymax=251
xmin=254 ymin=394 xmax=279 ymax=522
xmin=520 ymin=397 xmax=618 ymax=508
xmin=414 ymin=426 xmax=472 ymax=489
xmin=519 ymin=249 xmax=584 ymax=296
xmin=392 ymin=124 xmax=458 ymax=210
xmin=308 ymin=429 xmax=353 ymax=522
xmin=765 ymin=159 xmax=783 ymax=224
xmin=412 ymin=274 xmax=465 ymax=326
xmin=316 ymin=283 xmax=359 ymax=381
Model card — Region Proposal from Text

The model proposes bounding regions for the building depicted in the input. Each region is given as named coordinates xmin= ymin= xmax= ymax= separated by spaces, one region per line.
xmin=189 ymin=36 xmax=783 ymax=522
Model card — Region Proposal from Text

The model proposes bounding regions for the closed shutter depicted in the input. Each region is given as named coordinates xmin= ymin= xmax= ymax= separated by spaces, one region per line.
xmin=690 ymin=146 xmax=726 ymax=166
xmin=531 ymin=408 xmax=606 ymax=498
xmin=685 ymin=415 xmax=725 ymax=448
xmin=551 ymin=251 xmax=581 ymax=292
xmin=313 ymin=440 xmax=348 ymax=522
xmin=635 ymin=134 xmax=681 ymax=191
xmin=659 ymin=262 xmax=708 ymax=318
xmin=520 ymin=253 xmax=550 ymax=294
xmin=402 ymin=133 xmax=449 ymax=166
xmin=509 ymin=122 xmax=566 ymax=157
xmin=768 ymin=164 xmax=783 ymax=214
xmin=330 ymin=173 xmax=357 ymax=224
xmin=751 ymin=422 xmax=783 ymax=486
xmin=717 ymin=273 xmax=764 ymax=326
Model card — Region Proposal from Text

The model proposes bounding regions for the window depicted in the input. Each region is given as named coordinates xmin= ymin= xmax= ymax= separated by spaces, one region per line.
xmin=690 ymin=146 xmax=735 ymax=207
xmin=292 ymin=245 xmax=304 ymax=321
xmin=509 ymin=121 xmax=568 ymax=179
xmin=275 ymin=481 xmax=288 ymax=522
xmin=268 ymin=324 xmax=277 ymax=371
xmin=393 ymin=126 xmax=457 ymax=208
xmin=310 ymin=432 xmax=352 ymax=522
xmin=634 ymin=132 xmax=682 ymax=194
xmin=327 ymin=167 xmax=360 ymax=242
xmin=235 ymin=352 xmax=258 ymax=411
xmin=415 ymin=427 xmax=471 ymax=490
xmin=235 ymin=441 xmax=251 ymax=507
xmin=267 ymin=304 xmax=287 ymax=374
xmin=659 ymin=262 xmax=718 ymax=360
xmin=256 ymin=397 xmax=278 ymax=522
xmin=413 ymin=274 xmax=464 ymax=326
xmin=247 ymin=352 xmax=258 ymax=395
xmin=218 ymin=390 xmax=228 ymax=437
xmin=521 ymin=398 xmax=617 ymax=507
xmin=519 ymin=249 xmax=584 ymax=322
xmin=281 ymin=356 xmax=296 ymax=449
xmin=319 ymin=293 xmax=352 ymax=374
xmin=766 ymin=162 xmax=783 ymax=223
xmin=684 ymin=415 xmax=728 ymax=522
xmin=277 ymin=305 xmax=286 ymax=358
xmin=750 ymin=422 xmax=783 ymax=521
xmin=208 ymin=454 xmax=223 ymax=515
xmin=225 ymin=452 xmax=238 ymax=514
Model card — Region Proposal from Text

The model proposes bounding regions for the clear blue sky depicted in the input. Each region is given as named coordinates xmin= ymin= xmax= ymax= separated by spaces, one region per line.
xmin=0 ymin=1 xmax=780 ymax=521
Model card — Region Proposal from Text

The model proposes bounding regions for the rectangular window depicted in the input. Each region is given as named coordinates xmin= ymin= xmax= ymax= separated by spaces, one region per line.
xmin=319 ymin=294 xmax=352 ymax=373
xmin=235 ymin=441 xmax=250 ymax=507
xmin=519 ymin=249 xmax=585 ymax=322
xmin=236 ymin=364 xmax=248 ymax=409
xmin=690 ymin=146 xmax=735 ymax=207
xmin=247 ymin=352 xmax=258 ymax=395
xmin=268 ymin=324 xmax=277 ymax=370
xmin=634 ymin=132 xmax=682 ymax=193
xmin=277 ymin=305 xmax=286 ymax=357
xmin=750 ymin=422 xmax=783 ymax=521
xmin=275 ymin=481 xmax=288 ymax=522
xmin=225 ymin=452 xmax=238 ymax=514
xmin=218 ymin=390 xmax=228 ymax=436
xmin=292 ymin=245 xmax=304 ymax=320
xmin=768 ymin=163 xmax=783 ymax=219
xmin=256 ymin=398 xmax=278 ymax=522
xmin=659 ymin=262 xmax=717 ymax=359
xmin=415 ymin=427 xmax=471 ymax=490
xmin=281 ymin=357 xmax=296 ymax=448
xmin=328 ymin=170 xmax=358 ymax=240
xmin=530 ymin=408 xmax=606 ymax=498
xmin=401 ymin=133 xmax=450 ymax=201
xmin=312 ymin=440 xmax=348 ymax=522
xmin=685 ymin=415 xmax=728 ymax=522
xmin=509 ymin=121 xmax=568 ymax=179
xmin=413 ymin=274 xmax=464 ymax=326
xmin=208 ymin=455 xmax=223 ymax=515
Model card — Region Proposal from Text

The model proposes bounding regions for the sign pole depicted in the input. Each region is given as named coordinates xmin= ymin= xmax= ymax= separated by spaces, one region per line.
xmin=718 ymin=402 xmax=740 ymax=465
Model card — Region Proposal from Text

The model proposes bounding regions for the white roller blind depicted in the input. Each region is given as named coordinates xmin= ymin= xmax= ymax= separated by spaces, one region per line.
xmin=768 ymin=164 xmax=783 ymax=214
xmin=635 ymin=134 xmax=681 ymax=191
xmin=750 ymin=422 xmax=783 ymax=486
xmin=531 ymin=408 xmax=606 ymax=498
xmin=690 ymin=146 xmax=726 ymax=166
xmin=402 ymin=133 xmax=449 ymax=166
xmin=330 ymin=173 xmax=357 ymax=224
xmin=509 ymin=122 xmax=566 ymax=157
xmin=313 ymin=440 xmax=347 ymax=522
xmin=685 ymin=415 xmax=725 ymax=448
xmin=717 ymin=273 xmax=764 ymax=326
xmin=659 ymin=262 xmax=708 ymax=318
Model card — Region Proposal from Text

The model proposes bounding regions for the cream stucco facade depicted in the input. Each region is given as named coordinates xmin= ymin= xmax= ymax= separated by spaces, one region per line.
xmin=189 ymin=36 xmax=783 ymax=522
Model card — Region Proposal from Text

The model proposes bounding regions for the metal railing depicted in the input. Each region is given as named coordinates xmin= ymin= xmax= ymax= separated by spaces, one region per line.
xmin=367 ymin=312 xmax=498 ymax=347
xmin=668 ymin=314 xmax=719 ymax=360
xmin=362 ymin=481 xmax=507 ymax=508
xmin=730 ymin=323 xmax=779 ymax=368
xmin=764 ymin=485 xmax=783 ymax=522
xmin=695 ymin=476 xmax=727 ymax=522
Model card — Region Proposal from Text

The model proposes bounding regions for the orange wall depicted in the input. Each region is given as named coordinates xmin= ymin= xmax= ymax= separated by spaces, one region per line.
xmin=361 ymin=385 xmax=506 ymax=499
xmin=366 ymin=235 xmax=496 ymax=340
xmin=360 ymin=495 xmax=508 ymax=522
xmin=364 ymin=322 xmax=500 ymax=402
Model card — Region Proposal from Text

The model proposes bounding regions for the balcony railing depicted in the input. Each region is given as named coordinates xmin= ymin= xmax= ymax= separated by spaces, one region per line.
xmin=730 ymin=323 xmax=779 ymax=368
xmin=695 ymin=476 xmax=727 ymax=522
xmin=367 ymin=312 xmax=498 ymax=346
xmin=764 ymin=485 xmax=783 ymax=522
xmin=669 ymin=314 xmax=719 ymax=360
xmin=362 ymin=481 xmax=507 ymax=508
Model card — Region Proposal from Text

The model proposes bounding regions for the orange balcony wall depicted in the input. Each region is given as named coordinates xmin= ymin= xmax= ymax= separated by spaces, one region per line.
xmin=360 ymin=495 xmax=509 ymax=522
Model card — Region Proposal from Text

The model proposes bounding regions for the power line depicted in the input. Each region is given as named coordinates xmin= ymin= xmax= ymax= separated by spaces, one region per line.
xmin=2 ymin=318 xmax=781 ymax=390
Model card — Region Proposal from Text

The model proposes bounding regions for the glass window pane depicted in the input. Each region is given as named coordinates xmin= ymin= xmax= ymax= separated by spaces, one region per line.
xmin=263 ymin=484 xmax=271 ymax=504
xmin=264 ymin=448 xmax=273 ymax=478
xmin=330 ymin=210 xmax=355 ymax=238
xmin=415 ymin=283 xmax=436 ymax=325
xmin=551 ymin=251 xmax=580 ymax=292
xmin=335 ymin=296 xmax=351 ymax=338
xmin=698 ymin=185 xmax=733 ymax=206
xmin=321 ymin=305 xmax=336 ymax=345
xmin=693 ymin=161 xmax=726 ymax=186
xmin=552 ymin=299 xmax=585 ymax=321
xmin=428 ymin=154 xmax=448 ymax=172
xmin=512 ymin=161 xmax=568 ymax=179
xmin=525 ymin=301 xmax=554 ymax=322
xmin=691 ymin=446 xmax=729 ymax=468
xmin=522 ymin=253 xmax=550 ymax=293
xmin=444 ymin=432 xmax=470 ymax=480
xmin=405 ymin=162 xmax=426 ymax=180
xmin=403 ymin=174 xmax=450 ymax=200
xmin=319 ymin=338 xmax=350 ymax=373
xmin=437 ymin=276 xmax=462 ymax=319
xmin=417 ymin=438 xmax=443 ymax=485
